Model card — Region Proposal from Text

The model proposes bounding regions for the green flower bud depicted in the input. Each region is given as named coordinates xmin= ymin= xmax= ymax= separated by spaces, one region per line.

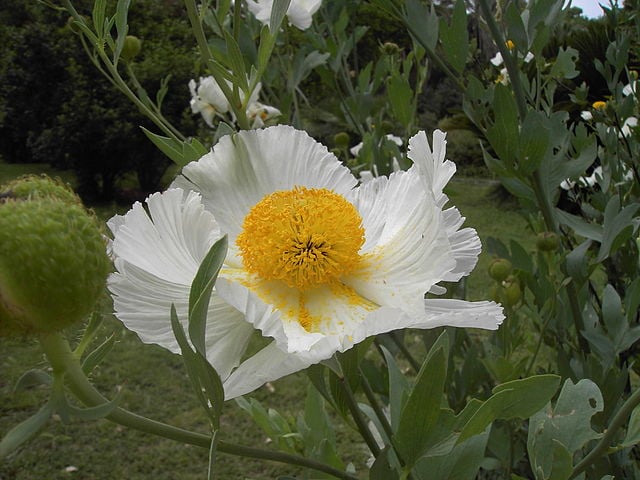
xmin=488 ymin=258 xmax=512 ymax=282
xmin=0 ymin=177 xmax=110 ymax=336
xmin=380 ymin=42 xmax=401 ymax=56
xmin=502 ymin=276 xmax=522 ymax=307
xmin=536 ymin=232 xmax=560 ymax=252
xmin=2 ymin=175 xmax=79 ymax=205
xmin=334 ymin=132 xmax=350 ymax=149
xmin=121 ymin=35 xmax=142 ymax=62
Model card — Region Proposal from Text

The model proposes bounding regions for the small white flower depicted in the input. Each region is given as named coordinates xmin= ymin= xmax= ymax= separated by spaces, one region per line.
xmin=620 ymin=116 xmax=638 ymax=137
xmin=490 ymin=52 xmax=503 ymax=67
xmin=623 ymin=80 xmax=637 ymax=97
xmin=247 ymin=0 xmax=322 ymax=30
xmin=524 ymin=52 xmax=534 ymax=63
xmin=109 ymin=126 xmax=503 ymax=399
xmin=189 ymin=76 xmax=262 ymax=128
xmin=246 ymin=102 xmax=282 ymax=129
xmin=580 ymin=111 xmax=593 ymax=121
xmin=189 ymin=77 xmax=230 ymax=127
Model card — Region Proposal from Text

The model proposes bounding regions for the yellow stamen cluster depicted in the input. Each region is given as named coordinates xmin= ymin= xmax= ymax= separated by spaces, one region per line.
xmin=506 ymin=40 xmax=516 ymax=50
xmin=237 ymin=187 xmax=364 ymax=290
xmin=592 ymin=100 xmax=607 ymax=110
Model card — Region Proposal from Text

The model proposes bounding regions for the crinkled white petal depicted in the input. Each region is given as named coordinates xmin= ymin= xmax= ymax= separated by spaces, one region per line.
xmin=173 ymin=125 xmax=357 ymax=244
xmin=108 ymin=189 xmax=254 ymax=380
xmin=407 ymin=130 xmax=482 ymax=281
xmin=348 ymin=299 xmax=504 ymax=344
xmin=345 ymin=170 xmax=456 ymax=317
xmin=223 ymin=340 xmax=331 ymax=399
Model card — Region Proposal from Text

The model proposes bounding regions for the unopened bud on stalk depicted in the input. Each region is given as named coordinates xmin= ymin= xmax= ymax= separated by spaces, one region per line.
xmin=121 ymin=35 xmax=142 ymax=62
xmin=502 ymin=276 xmax=522 ymax=307
xmin=536 ymin=232 xmax=560 ymax=252
xmin=333 ymin=132 xmax=350 ymax=149
xmin=488 ymin=258 xmax=512 ymax=282
xmin=381 ymin=42 xmax=401 ymax=56
xmin=0 ymin=176 xmax=111 ymax=336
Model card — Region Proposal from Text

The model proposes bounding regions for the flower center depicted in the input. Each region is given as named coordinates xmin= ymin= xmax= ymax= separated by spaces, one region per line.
xmin=237 ymin=187 xmax=364 ymax=290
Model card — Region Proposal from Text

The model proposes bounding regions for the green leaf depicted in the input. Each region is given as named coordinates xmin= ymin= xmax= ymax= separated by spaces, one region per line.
xmin=82 ymin=334 xmax=117 ymax=375
xmin=414 ymin=426 xmax=490 ymax=480
xmin=141 ymin=127 xmax=206 ymax=166
xmin=548 ymin=440 xmax=573 ymax=480
xmin=92 ymin=0 xmax=107 ymax=38
xmin=518 ymin=111 xmax=549 ymax=175
xmin=14 ymin=369 xmax=52 ymax=391
xmin=223 ymin=32 xmax=249 ymax=94
xmin=404 ymin=0 xmax=438 ymax=52
xmin=595 ymin=197 xmax=640 ymax=262
xmin=505 ymin=2 xmax=528 ymax=51
xmin=387 ymin=75 xmax=413 ymax=129
xmin=188 ymin=235 xmax=228 ymax=356
xmin=113 ymin=0 xmax=131 ymax=62
xmin=439 ymin=0 xmax=469 ymax=73
xmin=380 ymin=346 xmax=410 ymax=432
xmin=555 ymin=210 xmax=603 ymax=242
xmin=268 ymin=0 xmax=291 ymax=32
xmin=458 ymin=375 xmax=560 ymax=443
xmin=0 ymin=402 xmax=53 ymax=458
xmin=549 ymin=47 xmax=579 ymax=80
xmin=527 ymin=379 xmax=603 ymax=480
xmin=621 ymin=402 xmax=640 ymax=448
xmin=395 ymin=346 xmax=447 ymax=465
xmin=370 ymin=447 xmax=400 ymax=480
xmin=486 ymin=85 xmax=520 ymax=168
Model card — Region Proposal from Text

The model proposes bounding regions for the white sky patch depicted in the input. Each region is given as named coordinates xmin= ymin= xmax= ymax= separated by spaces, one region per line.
xmin=567 ymin=0 xmax=610 ymax=18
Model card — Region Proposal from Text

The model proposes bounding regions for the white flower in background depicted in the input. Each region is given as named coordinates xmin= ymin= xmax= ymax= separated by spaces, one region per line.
xmin=580 ymin=110 xmax=593 ymax=121
xmin=490 ymin=50 xmax=533 ymax=67
xmin=247 ymin=0 xmax=322 ymax=30
xmin=189 ymin=77 xmax=230 ymax=127
xmin=350 ymin=134 xmax=403 ymax=157
xmin=620 ymin=116 xmax=638 ymax=137
xmin=246 ymin=102 xmax=282 ymax=128
xmin=623 ymin=80 xmax=637 ymax=97
xmin=189 ymin=76 xmax=262 ymax=128
xmin=496 ymin=68 xmax=510 ymax=86
xmin=108 ymin=126 xmax=504 ymax=400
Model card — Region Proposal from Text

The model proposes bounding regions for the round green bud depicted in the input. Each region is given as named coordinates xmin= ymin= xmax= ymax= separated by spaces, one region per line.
xmin=0 ymin=177 xmax=110 ymax=336
xmin=334 ymin=132 xmax=350 ymax=149
xmin=488 ymin=258 xmax=512 ymax=282
xmin=380 ymin=42 xmax=401 ymax=56
xmin=502 ymin=276 xmax=522 ymax=307
xmin=2 ymin=175 xmax=79 ymax=205
xmin=536 ymin=232 xmax=560 ymax=252
xmin=121 ymin=35 xmax=142 ymax=62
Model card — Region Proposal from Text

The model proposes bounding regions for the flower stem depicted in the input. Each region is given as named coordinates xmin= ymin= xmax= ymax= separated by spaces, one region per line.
xmin=570 ymin=387 xmax=640 ymax=478
xmin=337 ymin=375 xmax=381 ymax=457
xmin=37 ymin=332 xmax=357 ymax=480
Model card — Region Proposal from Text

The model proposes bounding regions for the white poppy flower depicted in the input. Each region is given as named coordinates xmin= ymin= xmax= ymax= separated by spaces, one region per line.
xmin=620 ymin=116 xmax=638 ymax=137
xmin=490 ymin=52 xmax=503 ymax=67
xmin=108 ymin=126 xmax=504 ymax=399
xmin=247 ymin=0 xmax=322 ymax=30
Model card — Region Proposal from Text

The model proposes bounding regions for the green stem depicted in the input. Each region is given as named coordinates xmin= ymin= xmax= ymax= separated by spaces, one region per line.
xmin=477 ymin=0 xmax=527 ymax=119
xmin=62 ymin=0 xmax=185 ymax=141
xmin=389 ymin=332 xmax=420 ymax=374
xmin=337 ymin=375 xmax=381 ymax=457
xmin=38 ymin=332 xmax=357 ymax=480
xmin=570 ymin=387 xmax=640 ymax=478
xmin=184 ymin=0 xmax=249 ymax=130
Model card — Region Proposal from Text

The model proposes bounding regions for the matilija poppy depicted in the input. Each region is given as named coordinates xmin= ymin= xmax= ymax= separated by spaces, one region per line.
xmin=108 ymin=125 xmax=504 ymax=400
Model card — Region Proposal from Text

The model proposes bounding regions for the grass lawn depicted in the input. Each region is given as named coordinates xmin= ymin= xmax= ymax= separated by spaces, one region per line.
xmin=0 ymin=163 xmax=531 ymax=479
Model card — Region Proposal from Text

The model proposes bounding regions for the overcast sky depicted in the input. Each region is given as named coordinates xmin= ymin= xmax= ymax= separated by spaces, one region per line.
xmin=569 ymin=0 xmax=607 ymax=18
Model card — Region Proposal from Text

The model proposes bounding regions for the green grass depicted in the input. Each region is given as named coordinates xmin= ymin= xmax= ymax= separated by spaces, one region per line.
xmin=0 ymin=163 xmax=530 ymax=479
